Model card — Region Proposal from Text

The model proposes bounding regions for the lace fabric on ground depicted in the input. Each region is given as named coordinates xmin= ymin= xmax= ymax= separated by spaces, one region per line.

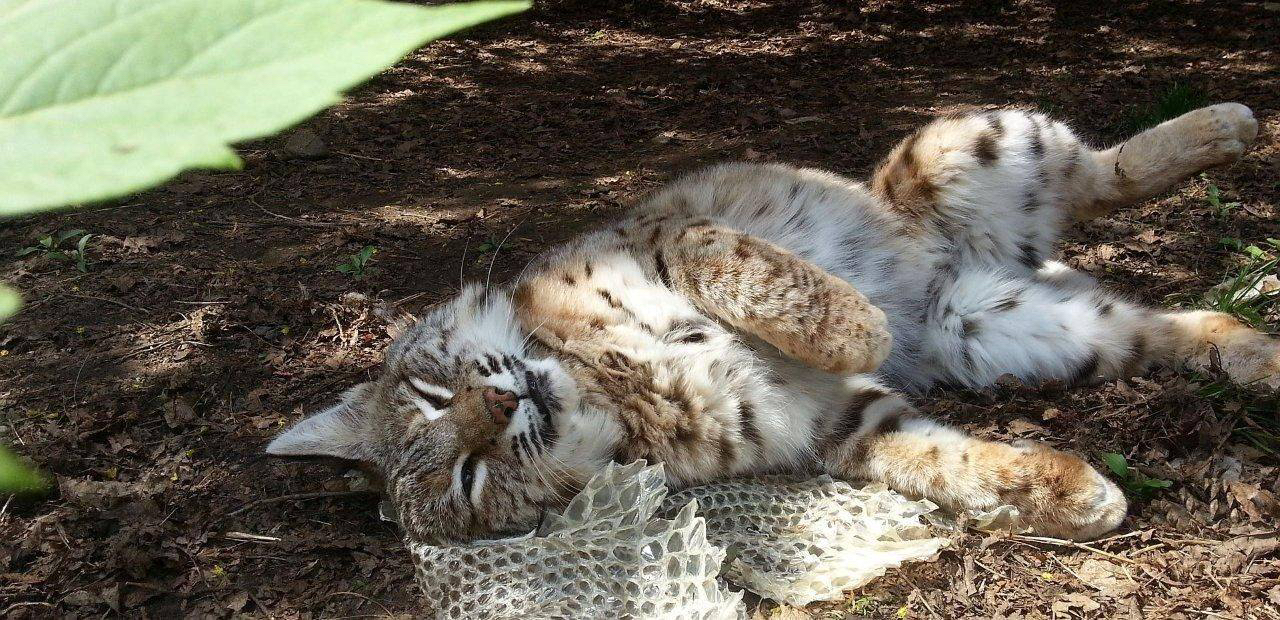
xmin=408 ymin=462 xmax=948 ymax=618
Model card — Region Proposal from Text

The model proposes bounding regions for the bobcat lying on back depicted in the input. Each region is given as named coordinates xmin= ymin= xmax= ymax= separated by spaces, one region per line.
xmin=268 ymin=102 xmax=1266 ymax=542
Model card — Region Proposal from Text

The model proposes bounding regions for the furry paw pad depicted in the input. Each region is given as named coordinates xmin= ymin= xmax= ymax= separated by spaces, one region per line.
xmin=1178 ymin=103 xmax=1258 ymax=168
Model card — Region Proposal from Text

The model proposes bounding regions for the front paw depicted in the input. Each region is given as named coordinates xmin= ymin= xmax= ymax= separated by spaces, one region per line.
xmin=819 ymin=289 xmax=893 ymax=375
xmin=1003 ymin=444 xmax=1128 ymax=541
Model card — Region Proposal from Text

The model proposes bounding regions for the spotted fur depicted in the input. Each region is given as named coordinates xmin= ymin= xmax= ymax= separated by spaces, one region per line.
xmin=268 ymin=103 xmax=1266 ymax=543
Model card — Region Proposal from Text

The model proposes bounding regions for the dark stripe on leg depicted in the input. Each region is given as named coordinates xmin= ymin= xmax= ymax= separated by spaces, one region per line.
xmin=1018 ymin=241 xmax=1041 ymax=269
xmin=1069 ymin=352 xmax=1101 ymax=385
xmin=654 ymin=252 xmax=671 ymax=288
xmin=974 ymin=132 xmax=1000 ymax=165
xmin=820 ymin=390 xmax=888 ymax=456
xmin=738 ymin=401 xmax=764 ymax=456
xmin=844 ymin=404 xmax=913 ymax=464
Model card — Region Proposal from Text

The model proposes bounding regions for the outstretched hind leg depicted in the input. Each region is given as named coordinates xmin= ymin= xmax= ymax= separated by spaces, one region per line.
xmin=1070 ymin=103 xmax=1258 ymax=220
xmin=870 ymin=104 xmax=1258 ymax=273
xmin=922 ymin=267 xmax=1280 ymax=390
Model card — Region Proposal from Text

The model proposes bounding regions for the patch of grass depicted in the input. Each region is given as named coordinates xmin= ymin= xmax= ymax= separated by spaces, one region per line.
xmin=1193 ymin=372 xmax=1280 ymax=458
xmin=1204 ymin=238 xmax=1280 ymax=330
xmin=1121 ymin=83 xmax=1208 ymax=133
xmin=1100 ymin=452 xmax=1173 ymax=500
xmin=336 ymin=245 xmax=377 ymax=278
xmin=1034 ymin=97 xmax=1062 ymax=118
xmin=15 ymin=229 xmax=93 ymax=272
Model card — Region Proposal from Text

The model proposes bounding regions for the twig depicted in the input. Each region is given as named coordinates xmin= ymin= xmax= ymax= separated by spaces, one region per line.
xmin=1193 ymin=612 xmax=1238 ymax=619
xmin=1051 ymin=554 xmax=1087 ymax=585
xmin=1092 ymin=529 xmax=1148 ymax=544
xmin=2 ymin=602 xmax=55 ymax=616
xmin=178 ymin=545 xmax=211 ymax=591
xmin=226 ymin=490 xmax=372 ymax=518
xmin=333 ymin=150 xmax=388 ymax=162
xmin=223 ymin=531 xmax=282 ymax=544
xmin=1009 ymin=534 xmax=1139 ymax=564
xmin=252 ymin=200 xmax=339 ymax=228
xmin=322 ymin=591 xmax=395 ymax=618
xmin=329 ymin=306 xmax=347 ymax=345
xmin=66 ymin=293 xmax=151 ymax=314
xmin=912 ymin=590 xmax=943 ymax=619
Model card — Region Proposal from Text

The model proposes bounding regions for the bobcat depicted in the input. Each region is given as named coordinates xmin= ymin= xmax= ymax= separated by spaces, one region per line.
xmin=268 ymin=103 xmax=1267 ymax=543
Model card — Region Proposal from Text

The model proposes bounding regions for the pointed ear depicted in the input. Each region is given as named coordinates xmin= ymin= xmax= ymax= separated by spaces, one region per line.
xmin=266 ymin=383 xmax=375 ymax=461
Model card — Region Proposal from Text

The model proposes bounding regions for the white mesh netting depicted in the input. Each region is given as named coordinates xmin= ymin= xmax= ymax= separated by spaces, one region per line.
xmin=408 ymin=462 xmax=950 ymax=618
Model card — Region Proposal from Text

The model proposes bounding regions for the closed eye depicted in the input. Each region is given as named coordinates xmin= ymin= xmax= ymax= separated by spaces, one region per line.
xmin=407 ymin=378 xmax=453 ymax=419
xmin=454 ymin=452 xmax=484 ymax=504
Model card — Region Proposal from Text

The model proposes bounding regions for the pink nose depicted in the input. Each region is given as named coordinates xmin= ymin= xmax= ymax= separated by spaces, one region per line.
xmin=482 ymin=387 xmax=519 ymax=425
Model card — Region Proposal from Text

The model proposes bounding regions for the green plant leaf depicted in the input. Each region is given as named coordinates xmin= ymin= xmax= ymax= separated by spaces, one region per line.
xmin=1206 ymin=184 xmax=1221 ymax=207
xmin=0 ymin=443 xmax=44 ymax=493
xmin=0 ymin=0 xmax=529 ymax=216
xmin=1142 ymin=477 xmax=1173 ymax=490
xmin=56 ymin=229 xmax=86 ymax=246
xmin=1100 ymin=452 xmax=1129 ymax=478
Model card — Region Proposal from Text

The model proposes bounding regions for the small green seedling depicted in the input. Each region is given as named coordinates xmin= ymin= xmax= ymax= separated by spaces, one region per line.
xmin=1204 ymin=177 xmax=1241 ymax=219
xmin=1100 ymin=452 xmax=1172 ymax=500
xmin=16 ymin=229 xmax=92 ymax=272
xmin=849 ymin=595 xmax=878 ymax=614
xmin=336 ymin=245 xmax=377 ymax=278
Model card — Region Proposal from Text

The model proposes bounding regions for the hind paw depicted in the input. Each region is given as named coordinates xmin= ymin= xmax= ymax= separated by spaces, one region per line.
xmin=1175 ymin=103 xmax=1258 ymax=170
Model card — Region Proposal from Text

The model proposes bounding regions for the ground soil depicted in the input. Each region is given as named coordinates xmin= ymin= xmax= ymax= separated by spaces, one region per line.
xmin=2 ymin=1 xmax=1279 ymax=618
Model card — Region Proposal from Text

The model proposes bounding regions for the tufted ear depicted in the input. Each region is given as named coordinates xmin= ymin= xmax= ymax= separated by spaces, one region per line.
xmin=266 ymin=382 xmax=375 ymax=461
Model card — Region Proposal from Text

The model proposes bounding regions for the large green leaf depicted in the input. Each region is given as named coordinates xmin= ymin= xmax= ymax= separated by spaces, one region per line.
xmin=0 ymin=0 xmax=528 ymax=215
xmin=0 ymin=444 xmax=44 ymax=493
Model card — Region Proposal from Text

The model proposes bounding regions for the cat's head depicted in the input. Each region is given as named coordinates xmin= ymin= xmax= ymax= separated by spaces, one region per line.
xmin=265 ymin=284 xmax=616 ymax=541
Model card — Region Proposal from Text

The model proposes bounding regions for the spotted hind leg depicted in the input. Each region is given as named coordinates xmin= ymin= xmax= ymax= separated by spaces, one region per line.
xmin=921 ymin=267 xmax=1280 ymax=390
xmin=870 ymin=104 xmax=1257 ymax=274
xmin=1069 ymin=103 xmax=1258 ymax=220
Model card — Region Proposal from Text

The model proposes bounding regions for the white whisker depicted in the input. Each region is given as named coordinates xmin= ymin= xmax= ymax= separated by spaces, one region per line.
xmin=458 ymin=239 xmax=470 ymax=290
xmin=485 ymin=217 xmax=526 ymax=290
xmin=520 ymin=318 xmax=549 ymax=351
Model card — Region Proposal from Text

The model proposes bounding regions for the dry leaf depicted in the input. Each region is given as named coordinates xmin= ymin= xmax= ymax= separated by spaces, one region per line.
xmin=1076 ymin=558 xmax=1138 ymax=596
xmin=1052 ymin=592 xmax=1101 ymax=616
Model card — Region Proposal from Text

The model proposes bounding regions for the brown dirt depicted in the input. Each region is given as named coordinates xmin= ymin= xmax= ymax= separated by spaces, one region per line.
xmin=2 ymin=1 xmax=1278 ymax=618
